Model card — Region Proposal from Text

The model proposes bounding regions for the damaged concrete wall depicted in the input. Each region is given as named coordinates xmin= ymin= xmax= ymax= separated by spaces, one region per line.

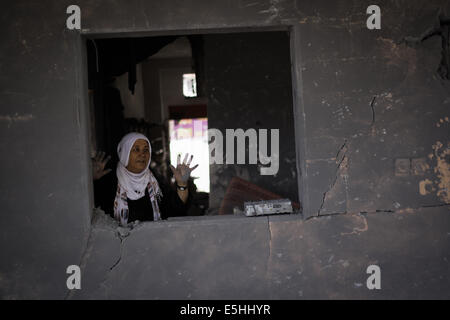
xmin=1 ymin=0 xmax=449 ymax=299
xmin=73 ymin=206 xmax=450 ymax=299
xmin=296 ymin=0 xmax=450 ymax=218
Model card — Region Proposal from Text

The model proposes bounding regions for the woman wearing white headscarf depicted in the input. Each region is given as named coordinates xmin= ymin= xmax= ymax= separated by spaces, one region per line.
xmin=93 ymin=132 xmax=197 ymax=225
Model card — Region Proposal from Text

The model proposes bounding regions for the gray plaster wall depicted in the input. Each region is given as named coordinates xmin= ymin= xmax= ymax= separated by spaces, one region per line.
xmin=72 ymin=207 xmax=450 ymax=299
xmin=1 ymin=0 xmax=449 ymax=299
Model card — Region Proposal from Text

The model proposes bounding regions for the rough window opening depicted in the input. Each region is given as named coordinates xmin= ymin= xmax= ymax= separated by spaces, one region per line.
xmin=86 ymin=30 xmax=301 ymax=224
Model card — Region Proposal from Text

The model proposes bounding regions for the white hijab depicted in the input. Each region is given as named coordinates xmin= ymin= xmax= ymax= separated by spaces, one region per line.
xmin=116 ymin=132 xmax=152 ymax=200
xmin=114 ymin=132 xmax=162 ymax=225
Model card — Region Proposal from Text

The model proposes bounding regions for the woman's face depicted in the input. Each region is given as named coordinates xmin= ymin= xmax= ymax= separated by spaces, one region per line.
xmin=126 ymin=139 xmax=150 ymax=173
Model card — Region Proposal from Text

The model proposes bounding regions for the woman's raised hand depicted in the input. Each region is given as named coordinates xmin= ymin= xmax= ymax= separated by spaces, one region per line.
xmin=92 ymin=151 xmax=112 ymax=180
xmin=169 ymin=153 xmax=198 ymax=186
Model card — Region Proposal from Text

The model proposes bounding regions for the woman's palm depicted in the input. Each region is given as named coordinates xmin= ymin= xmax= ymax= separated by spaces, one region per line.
xmin=170 ymin=153 xmax=198 ymax=185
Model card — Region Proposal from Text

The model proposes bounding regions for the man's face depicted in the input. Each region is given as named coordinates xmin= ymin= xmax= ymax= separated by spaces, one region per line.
xmin=126 ymin=139 xmax=150 ymax=174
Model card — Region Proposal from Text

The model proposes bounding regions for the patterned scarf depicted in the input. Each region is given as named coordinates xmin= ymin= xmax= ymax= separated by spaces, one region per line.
xmin=113 ymin=132 xmax=163 ymax=226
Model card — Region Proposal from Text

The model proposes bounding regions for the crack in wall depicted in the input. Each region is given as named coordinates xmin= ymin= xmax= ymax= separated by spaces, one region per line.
xmin=65 ymin=209 xmax=133 ymax=299
xmin=95 ymin=228 xmax=130 ymax=299
xmin=371 ymin=203 xmax=450 ymax=213
xmin=318 ymin=140 xmax=348 ymax=216
xmin=109 ymin=235 xmax=127 ymax=272
xmin=267 ymin=216 xmax=272 ymax=253
xmin=369 ymin=96 xmax=377 ymax=136
xmin=420 ymin=203 xmax=450 ymax=208
xmin=308 ymin=203 xmax=450 ymax=222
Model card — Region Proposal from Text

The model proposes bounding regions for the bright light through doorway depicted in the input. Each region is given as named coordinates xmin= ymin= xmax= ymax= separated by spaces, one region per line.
xmin=183 ymin=73 xmax=197 ymax=97
xmin=169 ymin=118 xmax=209 ymax=192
